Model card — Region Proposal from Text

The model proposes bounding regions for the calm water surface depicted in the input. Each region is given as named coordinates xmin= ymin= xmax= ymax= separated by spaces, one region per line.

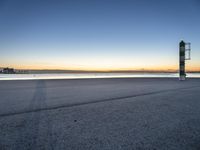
xmin=0 ymin=73 xmax=200 ymax=80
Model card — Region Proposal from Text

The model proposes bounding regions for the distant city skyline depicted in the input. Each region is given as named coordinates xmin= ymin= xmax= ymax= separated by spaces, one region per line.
xmin=0 ymin=0 xmax=200 ymax=71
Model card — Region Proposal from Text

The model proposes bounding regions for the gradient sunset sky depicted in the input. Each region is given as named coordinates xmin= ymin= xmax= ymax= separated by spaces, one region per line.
xmin=0 ymin=0 xmax=200 ymax=71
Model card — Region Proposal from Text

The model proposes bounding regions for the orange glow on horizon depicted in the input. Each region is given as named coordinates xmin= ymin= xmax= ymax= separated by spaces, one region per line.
xmin=1 ymin=63 xmax=199 ymax=72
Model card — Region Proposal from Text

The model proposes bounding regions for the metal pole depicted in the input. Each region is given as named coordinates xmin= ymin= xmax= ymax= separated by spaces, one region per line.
xmin=179 ymin=41 xmax=186 ymax=80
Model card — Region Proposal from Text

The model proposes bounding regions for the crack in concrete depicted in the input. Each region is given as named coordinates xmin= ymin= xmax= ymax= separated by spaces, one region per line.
xmin=0 ymin=85 xmax=200 ymax=118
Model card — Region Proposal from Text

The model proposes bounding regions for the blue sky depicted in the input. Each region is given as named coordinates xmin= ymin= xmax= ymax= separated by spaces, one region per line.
xmin=0 ymin=0 xmax=200 ymax=71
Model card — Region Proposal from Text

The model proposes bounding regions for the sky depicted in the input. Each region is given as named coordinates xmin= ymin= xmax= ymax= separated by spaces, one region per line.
xmin=0 ymin=0 xmax=200 ymax=71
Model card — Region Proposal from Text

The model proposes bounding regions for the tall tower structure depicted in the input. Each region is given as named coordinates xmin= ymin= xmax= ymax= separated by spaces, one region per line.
xmin=179 ymin=40 xmax=191 ymax=80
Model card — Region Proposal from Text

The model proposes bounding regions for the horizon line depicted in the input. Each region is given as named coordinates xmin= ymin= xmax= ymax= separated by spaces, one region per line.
xmin=1 ymin=67 xmax=200 ymax=73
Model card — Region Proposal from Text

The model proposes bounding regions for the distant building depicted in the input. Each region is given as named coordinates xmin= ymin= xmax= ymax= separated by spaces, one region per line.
xmin=3 ymin=67 xmax=15 ymax=74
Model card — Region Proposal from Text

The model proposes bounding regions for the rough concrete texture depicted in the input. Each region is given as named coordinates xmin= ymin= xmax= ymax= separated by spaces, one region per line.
xmin=0 ymin=78 xmax=200 ymax=150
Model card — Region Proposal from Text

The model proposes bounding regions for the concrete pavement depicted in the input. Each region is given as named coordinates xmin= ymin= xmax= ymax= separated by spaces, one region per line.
xmin=0 ymin=78 xmax=200 ymax=150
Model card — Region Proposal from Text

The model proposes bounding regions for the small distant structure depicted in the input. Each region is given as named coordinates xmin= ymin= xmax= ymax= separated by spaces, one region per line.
xmin=179 ymin=40 xmax=191 ymax=80
xmin=2 ymin=67 xmax=15 ymax=74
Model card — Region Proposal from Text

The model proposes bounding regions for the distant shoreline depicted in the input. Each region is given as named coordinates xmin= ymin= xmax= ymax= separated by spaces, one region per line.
xmin=0 ymin=67 xmax=200 ymax=74
xmin=0 ymin=71 xmax=200 ymax=74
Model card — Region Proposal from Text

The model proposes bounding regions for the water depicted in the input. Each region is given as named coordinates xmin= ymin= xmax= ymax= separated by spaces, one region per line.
xmin=0 ymin=73 xmax=200 ymax=80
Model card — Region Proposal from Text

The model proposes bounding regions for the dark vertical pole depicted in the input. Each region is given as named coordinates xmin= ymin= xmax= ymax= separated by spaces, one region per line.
xmin=179 ymin=41 xmax=186 ymax=80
